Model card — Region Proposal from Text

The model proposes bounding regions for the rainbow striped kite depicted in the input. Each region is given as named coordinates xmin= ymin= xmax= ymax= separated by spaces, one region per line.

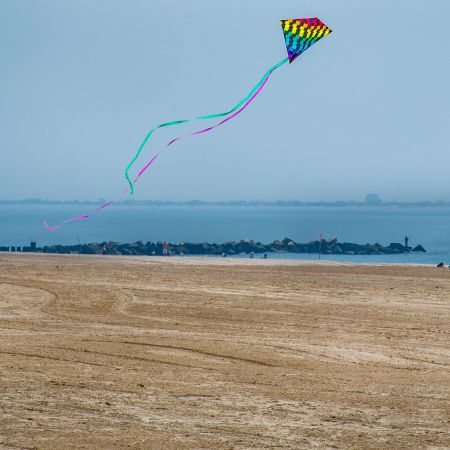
xmin=281 ymin=18 xmax=332 ymax=63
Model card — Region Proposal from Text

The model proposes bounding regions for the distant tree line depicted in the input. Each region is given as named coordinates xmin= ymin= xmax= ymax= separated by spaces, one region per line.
xmin=1 ymin=195 xmax=450 ymax=207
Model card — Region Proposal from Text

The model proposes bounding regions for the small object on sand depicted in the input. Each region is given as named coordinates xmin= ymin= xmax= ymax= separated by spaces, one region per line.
xmin=437 ymin=262 xmax=444 ymax=268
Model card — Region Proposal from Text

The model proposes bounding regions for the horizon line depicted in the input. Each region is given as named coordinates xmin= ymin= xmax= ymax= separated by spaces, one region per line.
xmin=2 ymin=198 xmax=450 ymax=206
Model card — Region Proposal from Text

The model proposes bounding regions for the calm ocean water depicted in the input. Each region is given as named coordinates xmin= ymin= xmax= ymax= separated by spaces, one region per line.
xmin=1 ymin=204 xmax=450 ymax=264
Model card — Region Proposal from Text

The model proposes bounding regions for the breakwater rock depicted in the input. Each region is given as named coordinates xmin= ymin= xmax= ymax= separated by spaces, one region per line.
xmin=23 ymin=238 xmax=427 ymax=256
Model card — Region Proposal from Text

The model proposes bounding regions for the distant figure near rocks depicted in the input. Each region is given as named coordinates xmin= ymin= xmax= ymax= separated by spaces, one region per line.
xmin=162 ymin=242 xmax=169 ymax=256
xmin=405 ymin=235 xmax=409 ymax=248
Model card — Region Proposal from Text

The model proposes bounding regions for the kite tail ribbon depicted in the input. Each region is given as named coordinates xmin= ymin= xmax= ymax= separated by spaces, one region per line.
xmin=43 ymin=215 xmax=89 ymax=231
xmin=43 ymin=57 xmax=288 ymax=231
xmin=133 ymin=57 xmax=288 ymax=181
xmin=125 ymin=57 xmax=288 ymax=193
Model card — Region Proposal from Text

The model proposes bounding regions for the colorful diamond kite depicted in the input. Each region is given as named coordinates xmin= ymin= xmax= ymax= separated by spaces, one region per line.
xmin=280 ymin=18 xmax=332 ymax=63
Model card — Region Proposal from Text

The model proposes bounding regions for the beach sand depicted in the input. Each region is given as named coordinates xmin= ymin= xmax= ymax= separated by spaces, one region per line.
xmin=0 ymin=253 xmax=449 ymax=449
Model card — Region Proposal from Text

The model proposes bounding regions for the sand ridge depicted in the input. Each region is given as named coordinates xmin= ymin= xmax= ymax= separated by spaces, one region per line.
xmin=0 ymin=253 xmax=449 ymax=449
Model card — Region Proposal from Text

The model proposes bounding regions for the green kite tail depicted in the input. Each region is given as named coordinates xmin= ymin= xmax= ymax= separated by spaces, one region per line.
xmin=124 ymin=57 xmax=288 ymax=194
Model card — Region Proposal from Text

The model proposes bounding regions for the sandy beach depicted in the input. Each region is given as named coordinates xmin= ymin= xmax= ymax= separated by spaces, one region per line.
xmin=0 ymin=253 xmax=449 ymax=449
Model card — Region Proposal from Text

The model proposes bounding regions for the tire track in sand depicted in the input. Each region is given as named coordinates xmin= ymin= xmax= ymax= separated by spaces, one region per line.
xmin=83 ymin=339 xmax=278 ymax=367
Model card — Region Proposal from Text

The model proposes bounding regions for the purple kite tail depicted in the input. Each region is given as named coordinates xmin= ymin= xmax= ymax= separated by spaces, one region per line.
xmin=132 ymin=64 xmax=276 ymax=182
xmin=43 ymin=215 xmax=90 ymax=231
xmin=43 ymin=59 xmax=283 ymax=231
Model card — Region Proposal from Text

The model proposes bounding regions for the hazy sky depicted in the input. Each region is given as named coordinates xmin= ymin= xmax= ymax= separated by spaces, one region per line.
xmin=1 ymin=0 xmax=449 ymax=201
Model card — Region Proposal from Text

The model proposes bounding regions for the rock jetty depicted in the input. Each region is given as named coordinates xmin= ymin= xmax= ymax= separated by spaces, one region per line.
xmin=10 ymin=238 xmax=427 ymax=256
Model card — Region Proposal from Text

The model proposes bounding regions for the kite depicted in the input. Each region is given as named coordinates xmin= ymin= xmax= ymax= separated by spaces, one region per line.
xmin=44 ymin=18 xmax=332 ymax=230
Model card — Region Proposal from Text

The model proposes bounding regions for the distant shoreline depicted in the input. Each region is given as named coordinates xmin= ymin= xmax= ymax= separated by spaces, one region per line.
xmin=2 ymin=199 xmax=450 ymax=207
xmin=0 ymin=252 xmax=437 ymax=268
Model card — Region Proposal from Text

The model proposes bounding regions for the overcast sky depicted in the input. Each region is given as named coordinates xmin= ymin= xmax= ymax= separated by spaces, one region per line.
xmin=1 ymin=0 xmax=449 ymax=202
